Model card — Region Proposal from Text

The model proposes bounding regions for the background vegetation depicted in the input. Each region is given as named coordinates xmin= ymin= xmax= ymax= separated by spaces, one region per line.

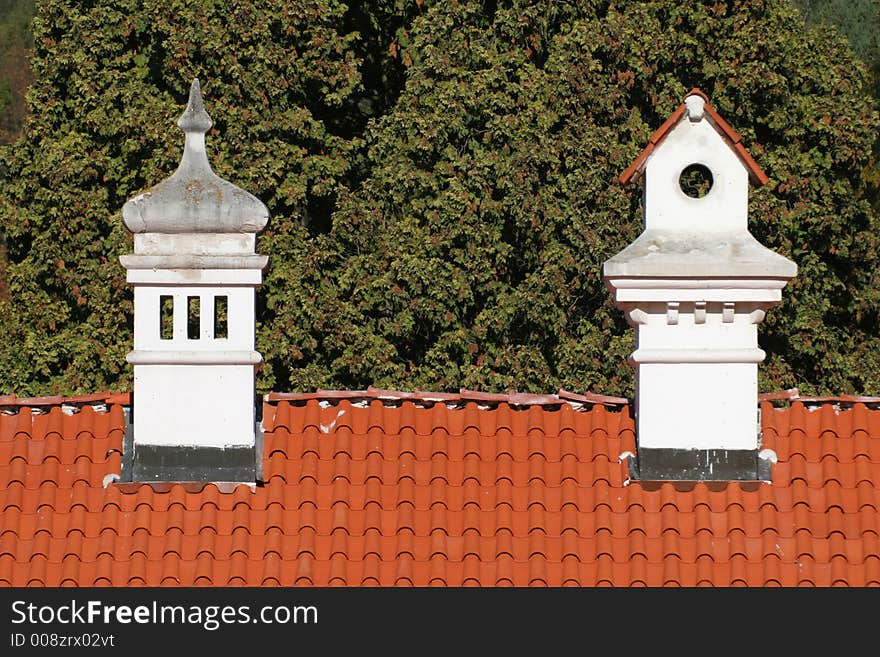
xmin=0 ymin=0 xmax=34 ymax=144
xmin=0 ymin=0 xmax=878 ymax=398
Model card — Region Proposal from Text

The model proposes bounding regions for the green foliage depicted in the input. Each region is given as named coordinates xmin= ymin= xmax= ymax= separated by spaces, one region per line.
xmin=286 ymin=0 xmax=880 ymax=396
xmin=792 ymin=0 xmax=879 ymax=84
xmin=1 ymin=0 xmax=879 ymax=397
xmin=0 ymin=0 xmax=33 ymax=55
xmin=0 ymin=0 xmax=393 ymax=393
xmin=791 ymin=1 xmax=880 ymax=215
xmin=0 ymin=0 xmax=35 ymax=143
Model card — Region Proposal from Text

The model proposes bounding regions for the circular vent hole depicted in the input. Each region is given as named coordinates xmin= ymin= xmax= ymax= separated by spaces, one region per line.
xmin=679 ymin=164 xmax=713 ymax=198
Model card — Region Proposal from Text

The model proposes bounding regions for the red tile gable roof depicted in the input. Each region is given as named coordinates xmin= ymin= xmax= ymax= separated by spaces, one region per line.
xmin=619 ymin=88 xmax=770 ymax=187
xmin=2 ymin=391 xmax=880 ymax=586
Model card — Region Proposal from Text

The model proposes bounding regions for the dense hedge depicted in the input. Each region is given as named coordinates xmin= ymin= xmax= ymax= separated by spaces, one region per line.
xmin=0 ymin=1 xmax=35 ymax=144
xmin=1 ymin=0 xmax=878 ymax=397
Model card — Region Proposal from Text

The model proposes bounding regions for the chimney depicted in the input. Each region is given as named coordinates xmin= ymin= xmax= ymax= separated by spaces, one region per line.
xmin=604 ymin=89 xmax=797 ymax=481
xmin=120 ymin=79 xmax=269 ymax=482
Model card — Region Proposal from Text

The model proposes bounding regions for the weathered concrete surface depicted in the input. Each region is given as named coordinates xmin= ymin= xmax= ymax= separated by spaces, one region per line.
xmin=603 ymin=230 xmax=798 ymax=279
xmin=122 ymin=79 xmax=269 ymax=235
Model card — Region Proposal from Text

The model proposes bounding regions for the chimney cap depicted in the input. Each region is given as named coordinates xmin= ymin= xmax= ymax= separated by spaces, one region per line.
xmin=121 ymin=78 xmax=269 ymax=235
xmin=602 ymin=232 xmax=798 ymax=280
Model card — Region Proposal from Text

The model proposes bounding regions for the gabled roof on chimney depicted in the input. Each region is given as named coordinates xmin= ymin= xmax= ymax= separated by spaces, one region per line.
xmin=2 ymin=389 xmax=880 ymax=586
xmin=619 ymin=89 xmax=770 ymax=187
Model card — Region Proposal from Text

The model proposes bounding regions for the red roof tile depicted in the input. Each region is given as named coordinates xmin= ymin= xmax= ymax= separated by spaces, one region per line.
xmin=1 ymin=391 xmax=879 ymax=586
xmin=619 ymin=88 xmax=769 ymax=187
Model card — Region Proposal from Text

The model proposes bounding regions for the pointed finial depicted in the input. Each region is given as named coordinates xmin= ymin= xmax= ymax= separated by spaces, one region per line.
xmin=177 ymin=79 xmax=213 ymax=134
xmin=121 ymin=76 xmax=269 ymax=235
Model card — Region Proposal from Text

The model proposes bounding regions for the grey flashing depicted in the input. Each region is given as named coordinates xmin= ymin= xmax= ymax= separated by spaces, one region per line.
xmin=119 ymin=405 xmax=135 ymax=483
xmin=255 ymin=419 xmax=265 ymax=483
xmin=636 ymin=447 xmax=763 ymax=482
xmin=621 ymin=451 xmax=640 ymax=481
xmin=757 ymin=454 xmax=773 ymax=483
xmin=132 ymin=444 xmax=256 ymax=483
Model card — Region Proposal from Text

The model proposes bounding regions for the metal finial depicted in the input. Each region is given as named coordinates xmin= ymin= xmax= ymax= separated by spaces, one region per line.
xmin=177 ymin=79 xmax=213 ymax=134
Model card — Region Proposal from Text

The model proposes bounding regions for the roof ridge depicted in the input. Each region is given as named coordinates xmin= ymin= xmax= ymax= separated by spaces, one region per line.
xmin=2 ymin=389 xmax=875 ymax=409
xmin=0 ymin=392 xmax=131 ymax=407
xmin=759 ymin=388 xmax=880 ymax=405
xmin=265 ymin=387 xmax=630 ymax=407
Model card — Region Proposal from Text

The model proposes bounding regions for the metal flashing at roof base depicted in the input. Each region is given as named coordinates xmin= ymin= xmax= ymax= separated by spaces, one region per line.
xmin=132 ymin=444 xmax=256 ymax=483
xmin=120 ymin=406 xmax=134 ymax=482
xmin=636 ymin=447 xmax=764 ymax=482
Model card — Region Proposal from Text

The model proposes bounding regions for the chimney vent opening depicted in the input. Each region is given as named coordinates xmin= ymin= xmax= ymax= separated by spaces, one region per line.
xmin=679 ymin=163 xmax=713 ymax=199
xmin=160 ymin=295 xmax=174 ymax=340
xmin=187 ymin=296 xmax=201 ymax=340
xmin=214 ymin=296 xmax=228 ymax=339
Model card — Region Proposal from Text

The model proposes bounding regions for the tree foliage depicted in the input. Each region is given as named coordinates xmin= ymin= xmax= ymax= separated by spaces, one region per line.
xmin=793 ymin=0 xmax=879 ymax=92
xmin=0 ymin=0 xmax=402 ymax=392
xmin=0 ymin=0 xmax=35 ymax=144
xmin=1 ymin=0 xmax=878 ymax=398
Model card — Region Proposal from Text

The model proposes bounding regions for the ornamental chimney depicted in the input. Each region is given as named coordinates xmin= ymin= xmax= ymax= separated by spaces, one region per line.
xmin=604 ymin=89 xmax=796 ymax=481
xmin=120 ymin=80 xmax=268 ymax=482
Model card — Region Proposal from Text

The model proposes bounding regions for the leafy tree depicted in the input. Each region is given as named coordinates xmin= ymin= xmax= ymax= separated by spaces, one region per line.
xmin=791 ymin=0 xmax=880 ymax=214
xmin=793 ymin=0 xmax=879 ymax=91
xmin=0 ymin=0 xmax=409 ymax=394
xmin=1 ymin=0 xmax=878 ymax=398
xmin=0 ymin=0 xmax=35 ymax=144
xmin=0 ymin=0 xmax=36 ymax=301
xmin=269 ymin=0 xmax=880 ymax=396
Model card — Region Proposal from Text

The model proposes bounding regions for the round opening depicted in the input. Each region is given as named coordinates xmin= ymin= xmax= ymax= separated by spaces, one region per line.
xmin=679 ymin=164 xmax=714 ymax=198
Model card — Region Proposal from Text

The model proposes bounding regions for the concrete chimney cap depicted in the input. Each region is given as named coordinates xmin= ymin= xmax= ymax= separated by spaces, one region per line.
xmin=684 ymin=93 xmax=705 ymax=121
xmin=121 ymin=79 xmax=269 ymax=235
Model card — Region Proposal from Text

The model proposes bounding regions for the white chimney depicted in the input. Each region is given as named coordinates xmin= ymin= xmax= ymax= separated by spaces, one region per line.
xmin=120 ymin=79 xmax=269 ymax=482
xmin=604 ymin=89 xmax=797 ymax=481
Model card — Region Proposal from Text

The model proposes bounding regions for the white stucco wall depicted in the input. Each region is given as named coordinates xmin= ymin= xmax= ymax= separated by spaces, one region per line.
xmin=636 ymin=361 xmax=758 ymax=451
xmin=643 ymin=117 xmax=748 ymax=233
xmin=133 ymin=364 xmax=255 ymax=448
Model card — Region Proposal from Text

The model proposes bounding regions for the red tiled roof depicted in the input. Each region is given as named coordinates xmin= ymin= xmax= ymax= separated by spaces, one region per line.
xmin=619 ymin=88 xmax=769 ymax=187
xmin=2 ymin=391 xmax=880 ymax=586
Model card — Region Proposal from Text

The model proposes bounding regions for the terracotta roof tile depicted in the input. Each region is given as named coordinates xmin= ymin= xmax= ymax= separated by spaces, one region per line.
xmin=1 ymin=392 xmax=879 ymax=585
xmin=619 ymin=88 xmax=769 ymax=186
